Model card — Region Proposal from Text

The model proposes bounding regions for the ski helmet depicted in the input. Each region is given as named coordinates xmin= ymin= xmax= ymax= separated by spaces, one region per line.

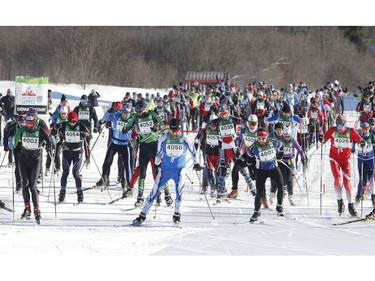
xmin=368 ymin=118 xmax=375 ymax=125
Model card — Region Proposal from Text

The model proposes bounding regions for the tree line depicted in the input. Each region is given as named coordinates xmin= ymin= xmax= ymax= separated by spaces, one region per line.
xmin=0 ymin=26 xmax=374 ymax=91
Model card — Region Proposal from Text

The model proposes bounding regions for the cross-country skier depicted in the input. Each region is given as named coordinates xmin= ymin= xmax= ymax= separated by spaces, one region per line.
xmin=319 ymin=114 xmax=364 ymax=216
xmin=56 ymin=111 xmax=91 ymax=203
xmin=247 ymin=128 xmax=285 ymax=223
xmin=132 ymin=118 xmax=203 ymax=226
xmin=9 ymin=113 xmax=54 ymax=224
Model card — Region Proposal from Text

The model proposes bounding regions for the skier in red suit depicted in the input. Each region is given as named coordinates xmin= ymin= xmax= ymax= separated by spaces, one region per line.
xmin=320 ymin=114 xmax=364 ymax=217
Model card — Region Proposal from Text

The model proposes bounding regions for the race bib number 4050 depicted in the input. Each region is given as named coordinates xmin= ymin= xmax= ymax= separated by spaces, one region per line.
xmin=166 ymin=143 xmax=183 ymax=157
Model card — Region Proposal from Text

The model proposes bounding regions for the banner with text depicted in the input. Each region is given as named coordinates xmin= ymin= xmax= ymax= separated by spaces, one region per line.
xmin=15 ymin=76 xmax=49 ymax=124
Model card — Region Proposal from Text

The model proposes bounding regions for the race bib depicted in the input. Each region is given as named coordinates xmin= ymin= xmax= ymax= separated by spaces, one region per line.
xmin=65 ymin=131 xmax=80 ymax=143
xmin=139 ymin=120 xmax=153 ymax=134
xmin=79 ymin=110 xmax=90 ymax=120
xmin=166 ymin=143 xmax=183 ymax=157
xmin=22 ymin=136 xmax=39 ymax=150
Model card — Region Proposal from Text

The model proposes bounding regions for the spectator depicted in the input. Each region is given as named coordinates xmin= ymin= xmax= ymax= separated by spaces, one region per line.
xmin=88 ymin=89 xmax=101 ymax=107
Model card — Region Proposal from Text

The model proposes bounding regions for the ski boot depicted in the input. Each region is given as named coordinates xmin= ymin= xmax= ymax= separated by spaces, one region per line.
xmin=173 ymin=212 xmax=181 ymax=224
xmin=135 ymin=190 xmax=144 ymax=207
xmin=276 ymin=204 xmax=284 ymax=217
xmin=15 ymin=184 xmax=21 ymax=194
xmin=200 ymin=185 xmax=207 ymax=195
xmin=58 ymin=189 xmax=66 ymax=203
xmin=34 ymin=209 xmax=41 ymax=225
xmin=21 ymin=207 xmax=31 ymax=219
xmin=366 ymin=195 xmax=375 ymax=219
xmin=269 ymin=192 xmax=276 ymax=205
xmin=288 ymin=195 xmax=296 ymax=206
xmin=355 ymin=195 xmax=361 ymax=204
xmin=45 ymin=169 xmax=50 ymax=177
xmin=77 ymin=191 xmax=84 ymax=203
xmin=250 ymin=211 xmax=261 ymax=223
xmin=122 ymin=188 xmax=134 ymax=198
xmin=337 ymin=199 xmax=345 ymax=215
xmin=348 ymin=203 xmax=358 ymax=217
xmin=227 ymin=189 xmax=238 ymax=199
xmin=121 ymin=179 xmax=127 ymax=191
xmin=164 ymin=189 xmax=173 ymax=207
xmin=132 ymin=212 xmax=146 ymax=226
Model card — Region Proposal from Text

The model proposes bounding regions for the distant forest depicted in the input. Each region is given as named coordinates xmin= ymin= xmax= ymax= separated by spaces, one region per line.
xmin=0 ymin=26 xmax=374 ymax=91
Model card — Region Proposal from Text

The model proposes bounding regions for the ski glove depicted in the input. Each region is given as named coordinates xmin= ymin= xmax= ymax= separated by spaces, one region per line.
xmin=8 ymin=137 xmax=14 ymax=151
xmin=193 ymin=163 xmax=204 ymax=171
xmin=93 ymin=127 xmax=98 ymax=133
xmin=318 ymin=134 xmax=324 ymax=142
xmin=49 ymin=135 xmax=56 ymax=145
xmin=360 ymin=139 xmax=366 ymax=147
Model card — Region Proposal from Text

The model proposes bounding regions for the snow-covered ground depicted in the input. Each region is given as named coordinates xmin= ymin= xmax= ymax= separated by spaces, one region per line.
xmin=0 ymin=81 xmax=373 ymax=280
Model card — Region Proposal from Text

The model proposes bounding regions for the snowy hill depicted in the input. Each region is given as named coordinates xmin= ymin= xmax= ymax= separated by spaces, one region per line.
xmin=0 ymin=81 xmax=373 ymax=281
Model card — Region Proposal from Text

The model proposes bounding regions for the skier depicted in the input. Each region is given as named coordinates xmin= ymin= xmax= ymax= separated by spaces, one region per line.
xmin=247 ymin=128 xmax=285 ymax=222
xmin=319 ymin=114 xmax=364 ymax=216
xmin=351 ymin=122 xmax=374 ymax=204
xmin=8 ymin=113 xmax=54 ymax=224
xmin=132 ymin=118 xmax=203 ymax=226
xmin=45 ymin=105 xmax=68 ymax=177
xmin=95 ymin=104 xmax=134 ymax=190
xmin=307 ymin=97 xmax=324 ymax=147
xmin=194 ymin=114 xmax=220 ymax=196
xmin=56 ymin=111 xmax=91 ymax=203
xmin=122 ymin=99 xmax=171 ymax=207
xmin=279 ymin=126 xmax=306 ymax=206
xmin=215 ymin=105 xmax=242 ymax=199
xmin=73 ymin=94 xmax=100 ymax=169
xmin=3 ymin=115 xmax=25 ymax=192
xmin=228 ymin=114 xmax=258 ymax=199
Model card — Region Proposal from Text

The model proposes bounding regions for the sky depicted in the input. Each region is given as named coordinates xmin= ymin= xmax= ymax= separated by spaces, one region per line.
xmin=0 ymin=81 xmax=374 ymax=281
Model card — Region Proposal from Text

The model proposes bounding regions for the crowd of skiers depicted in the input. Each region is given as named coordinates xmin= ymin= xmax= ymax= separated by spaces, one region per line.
xmin=2 ymin=79 xmax=375 ymax=224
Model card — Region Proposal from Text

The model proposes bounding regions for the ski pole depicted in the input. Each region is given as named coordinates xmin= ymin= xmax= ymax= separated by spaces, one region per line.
xmin=0 ymin=150 xmax=8 ymax=170
xmin=47 ymin=146 xmax=58 ymax=220
xmin=11 ymin=153 xmax=15 ymax=220
xmin=360 ymin=145 xmax=364 ymax=217
xmin=86 ymin=139 xmax=112 ymax=201
xmin=79 ymin=130 xmax=102 ymax=173
xmin=320 ymin=139 xmax=323 ymax=216
xmin=185 ymin=172 xmax=194 ymax=184
xmin=195 ymin=170 xmax=215 ymax=220
xmin=303 ymin=160 xmax=310 ymax=206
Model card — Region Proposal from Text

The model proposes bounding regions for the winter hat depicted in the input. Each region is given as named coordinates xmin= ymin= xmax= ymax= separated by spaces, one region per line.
xmin=61 ymin=94 xmax=67 ymax=102
xmin=257 ymin=128 xmax=268 ymax=138
xmin=68 ymin=112 xmax=78 ymax=123
xmin=81 ymin=94 xmax=88 ymax=100
xmin=169 ymin=118 xmax=181 ymax=130
xmin=282 ymin=103 xmax=291 ymax=113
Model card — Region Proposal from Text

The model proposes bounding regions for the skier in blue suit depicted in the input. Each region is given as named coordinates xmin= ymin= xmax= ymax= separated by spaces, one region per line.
xmin=132 ymin=118 xmax=203 ymax=226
